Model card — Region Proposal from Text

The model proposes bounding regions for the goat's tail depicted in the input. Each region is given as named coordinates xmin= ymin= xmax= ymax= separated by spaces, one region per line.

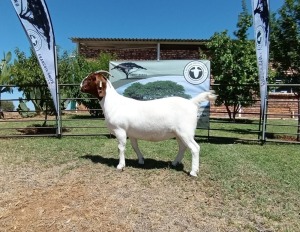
xmin=191 ymin=90 xmax=217 ymax=105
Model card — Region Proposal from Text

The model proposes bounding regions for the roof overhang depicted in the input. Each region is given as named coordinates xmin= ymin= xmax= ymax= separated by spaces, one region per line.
xmin=70 ymin=37 xmax=209 ymax=50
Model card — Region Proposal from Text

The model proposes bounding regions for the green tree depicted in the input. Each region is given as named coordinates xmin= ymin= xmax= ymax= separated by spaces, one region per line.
xmin=10 ymin=48 xmax=115 ymax=120
xmin=10 ymin=48 xmax=56 ymax=122
xmin=207 ymin=0 xmax=259 ymax=121
xmin=10 ymin=49 xmax=78 ymax=122
xmin=124 ymin=81 xmax=191 ymax=100
xmin=270 ymin=0 xmax=300 ymax=140
xmin=0 ymin=52 xmax=13 ymax=111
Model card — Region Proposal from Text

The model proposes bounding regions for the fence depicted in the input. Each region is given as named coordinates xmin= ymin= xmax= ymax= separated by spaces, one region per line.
xmin=0 ymin=83 xmax=299 ymax=143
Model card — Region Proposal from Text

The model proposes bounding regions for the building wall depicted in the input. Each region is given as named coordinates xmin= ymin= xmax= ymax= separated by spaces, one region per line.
xmin=211 ymin=93 xmax=299 ymax=119
xmin=79 ymin=47 xmax=200 ymax=60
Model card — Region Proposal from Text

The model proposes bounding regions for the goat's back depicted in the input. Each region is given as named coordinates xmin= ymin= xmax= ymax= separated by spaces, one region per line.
xmin=103 ymin=95 xmax=199 ymax=141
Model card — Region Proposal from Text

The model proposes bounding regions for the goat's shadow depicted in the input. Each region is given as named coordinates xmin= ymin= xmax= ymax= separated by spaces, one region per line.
xmin=81 ymin=154 xmax=186 ymax=173
xmin=195 ymin=136 xmax=260 ymax=145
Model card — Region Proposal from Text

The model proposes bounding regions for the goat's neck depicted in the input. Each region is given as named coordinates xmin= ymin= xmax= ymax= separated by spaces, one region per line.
xmin=99 ymin=81 xmax=122 ymax=114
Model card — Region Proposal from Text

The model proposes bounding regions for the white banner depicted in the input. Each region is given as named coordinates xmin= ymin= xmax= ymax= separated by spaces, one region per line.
xmin=109 ymin=60 xmax=211 ymax=129
xmin=252 ymin=0 xmax=270 ymax=116
xmin=11 ymin=0 xmax=58 ymax=113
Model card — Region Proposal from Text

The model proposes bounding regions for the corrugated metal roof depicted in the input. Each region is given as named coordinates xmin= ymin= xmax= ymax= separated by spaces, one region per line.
xmin=70 ymin=37 xmax=209 ymax=43
xmin=70 ymin=37 xmax=209 ymax=52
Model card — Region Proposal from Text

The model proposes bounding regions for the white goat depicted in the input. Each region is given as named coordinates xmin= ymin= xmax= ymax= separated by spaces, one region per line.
xmin=80 ymin=71 xmax=216 ymax=176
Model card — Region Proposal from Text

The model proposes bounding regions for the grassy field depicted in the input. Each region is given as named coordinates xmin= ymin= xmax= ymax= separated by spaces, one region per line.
xmin=0 ymin=132 xmax=299 ymax=231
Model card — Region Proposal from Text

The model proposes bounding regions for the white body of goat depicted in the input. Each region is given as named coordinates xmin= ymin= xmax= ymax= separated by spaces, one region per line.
xmin=81 ymin=71 xmax=216 ymax=176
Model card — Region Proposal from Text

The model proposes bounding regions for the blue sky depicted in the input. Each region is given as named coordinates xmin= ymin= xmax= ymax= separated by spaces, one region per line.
xmin=0 ymin=0 xmax=284 ymax=56
xmin=0 ymin=0 xmax=285 ymax=109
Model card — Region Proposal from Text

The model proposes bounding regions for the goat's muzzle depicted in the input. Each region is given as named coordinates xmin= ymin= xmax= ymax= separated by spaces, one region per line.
xmin=80 ymin=85 xmax=87 ymax=93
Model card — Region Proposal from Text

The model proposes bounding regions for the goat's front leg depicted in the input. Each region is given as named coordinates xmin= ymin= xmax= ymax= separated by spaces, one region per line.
xmin=115 ymin=129 xmax=127 ymax=170
xmin=130 ymin=138 xmax=144 ymax=165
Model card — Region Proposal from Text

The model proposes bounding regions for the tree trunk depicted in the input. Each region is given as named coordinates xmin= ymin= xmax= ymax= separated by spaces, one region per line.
xmin=42 ymin=102 xmax=48 ymax=127
xmin=225 ymin=105 xmax=232 ymax=121
xmin=232 ymin=103 xmax=241 ymax=122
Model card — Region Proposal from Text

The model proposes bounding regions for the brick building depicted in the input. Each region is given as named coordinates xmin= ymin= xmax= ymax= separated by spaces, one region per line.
xmin=71 ymin=38 xmax=208 ymax=60
xmin=71 ymin=37 xmax=298 ymax=119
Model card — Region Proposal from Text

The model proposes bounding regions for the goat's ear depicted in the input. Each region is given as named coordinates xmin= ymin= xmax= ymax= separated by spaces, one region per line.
xmin=97 ymin=75 xmax=107 ymax=97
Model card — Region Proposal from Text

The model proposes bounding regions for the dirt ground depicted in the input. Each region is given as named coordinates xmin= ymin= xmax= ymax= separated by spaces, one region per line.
xmin=0 ymin=158 xmax=239 ymax=232
xmin=1 ymin=113 xmax=296 ymax=231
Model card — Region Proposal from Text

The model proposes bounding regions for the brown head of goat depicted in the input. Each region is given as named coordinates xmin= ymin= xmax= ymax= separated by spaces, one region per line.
xmin=80 ymin=71 xmax=109 ymax=100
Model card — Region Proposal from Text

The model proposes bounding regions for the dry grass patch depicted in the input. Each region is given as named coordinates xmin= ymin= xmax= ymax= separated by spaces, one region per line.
xmin=0 ymin=137 xmax=299 ymax=231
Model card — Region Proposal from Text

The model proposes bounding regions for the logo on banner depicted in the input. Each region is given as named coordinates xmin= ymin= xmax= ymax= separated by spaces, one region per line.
xmin=27 ymin=29 xmax=42 ymax=51
xmin=255 ymin=26 xmax=264 ymax=50
xmin=253 ymin=0 xmax=269 ymax=46
xmin=183 ymin=61 xmax=209 ymax=85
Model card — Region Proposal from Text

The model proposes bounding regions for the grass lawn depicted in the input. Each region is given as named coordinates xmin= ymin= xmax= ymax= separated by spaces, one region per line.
xmin=0 ymin=134 xmax=299 ymax=231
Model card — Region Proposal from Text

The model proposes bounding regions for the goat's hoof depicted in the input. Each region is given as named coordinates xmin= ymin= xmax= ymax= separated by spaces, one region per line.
xmin=138 ymin=159 xmax=144 ymax=165
xmin=117 ymin=164 xmax=125 ymax=171
xmin=170 ymin=162 xmax=184 ymax=171
xmin=189 ymin=170 xmax=198 ymax=177
xmin=172 ymin=161 xmax=183 ymax=168
xmin=171 ymin=161 xmax=179 ymax=167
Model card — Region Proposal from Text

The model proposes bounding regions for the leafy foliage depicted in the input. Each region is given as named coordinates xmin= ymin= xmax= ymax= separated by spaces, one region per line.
xmin=270 ymin=0 xmax=300 ymax=93
xmin=10 ymin=48 xmax=57 ymax=119
xmin=207 ymin=0 xmax=259 ymax=120
xmin=0 ymin=51 xmax=12 ymax=91
xmin=270 ymin=0 xmax=300 ymax=140
xmin=0 ymin=100 xmax=14 ymax=111
xmin=16 ymin=99 xmax=35 ymax=118
xmin=0 ymin=52 xmax=13 ymax=110
xmin=123 ymin=81 xmax=191 ymax=100
xmin=10 ymin=48 xmax=115 ymax=119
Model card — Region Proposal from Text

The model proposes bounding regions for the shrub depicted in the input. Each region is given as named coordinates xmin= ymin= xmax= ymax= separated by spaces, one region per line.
xmin=0 ymin=100 xmax=15 ymax=111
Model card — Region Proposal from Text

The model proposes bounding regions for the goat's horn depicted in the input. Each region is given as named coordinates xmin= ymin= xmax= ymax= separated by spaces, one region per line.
xmin=95 ymin=70 xmax=113 ymax=77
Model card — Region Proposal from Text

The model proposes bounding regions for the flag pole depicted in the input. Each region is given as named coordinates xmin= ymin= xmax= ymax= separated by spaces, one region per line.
xmin=252 ymin=0 xmax=270 ymax=145
xmin=54 ymin=46 xmax=62 ymax=138
xmin=261 ymin=91 xmax=268 ymax=143
xmin=11 ymin=0 xmax=60 ymax=137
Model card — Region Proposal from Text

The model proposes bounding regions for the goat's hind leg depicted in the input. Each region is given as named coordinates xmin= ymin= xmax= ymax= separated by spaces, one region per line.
xmin=177 ymin=135 xmax=200 ymax=177
xmin=188 ymin=138 xmax=200 ymax=177
xmin=172 ymin=138 xmax=187 ymax=167
xmin=130 ymin=138 xmax=144 ymax=165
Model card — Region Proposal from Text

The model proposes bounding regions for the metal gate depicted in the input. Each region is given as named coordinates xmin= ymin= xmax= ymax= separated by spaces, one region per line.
xmin=0 ymin=83 xmax=299 ymax=143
